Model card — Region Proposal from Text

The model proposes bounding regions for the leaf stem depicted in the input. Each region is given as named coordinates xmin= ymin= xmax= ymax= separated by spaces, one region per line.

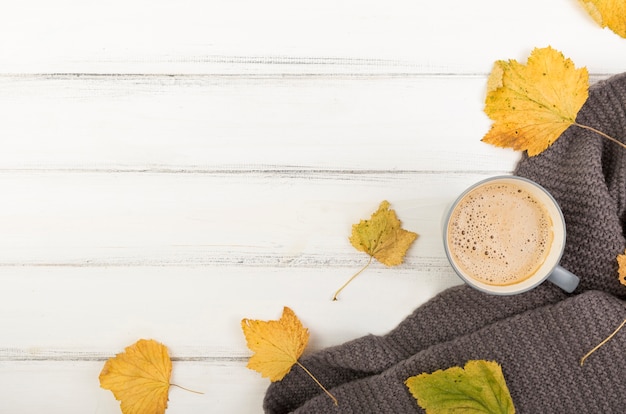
xmin=580 ymin=318 xmax=626 ymax=366
xmin=574 ymin=123 xmax=626 ymax=150
xmin=296 ymin=361 xmax=338 ymax=406
xmin=170 ymin=383 xmax=205 ymax=395
xmin=332 ymin=256 xmax=373 ymax=301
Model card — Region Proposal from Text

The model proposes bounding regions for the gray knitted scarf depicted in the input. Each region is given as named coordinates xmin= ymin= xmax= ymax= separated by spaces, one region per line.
xmin=264 ymin=73 xmax=626 ymax=413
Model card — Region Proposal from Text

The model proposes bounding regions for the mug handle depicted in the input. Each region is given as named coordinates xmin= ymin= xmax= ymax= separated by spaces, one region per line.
xmin=547 ymin=265 xmax=579 ymax=293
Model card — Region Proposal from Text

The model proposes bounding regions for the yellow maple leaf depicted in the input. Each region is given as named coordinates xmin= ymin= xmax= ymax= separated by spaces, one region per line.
xmin=579 ymin=0 xmax=626 ymax=38
xmin=617 ymin=249 xmax=626 ymax=286
xmin=99 ymin=339 xmax=172 ymax=414
xmin=333 ymin=200 xmax=418 ymax=300
xmin=241 ymin=307 xmax=337 ymax=404
xmin=482 ymin=46 xmax=589 ymax=156
xmin=349 ymin=200 xmax=418 ymax=266
xmin=241 ymin=306 xmax=309 ymax=382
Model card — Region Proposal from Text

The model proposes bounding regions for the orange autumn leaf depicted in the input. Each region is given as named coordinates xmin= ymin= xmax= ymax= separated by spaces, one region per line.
xmin=617 ymin=249 xmax=626 ymax=286
xmin=578 ymin=0 xmax=626 ymax=38
xmin=333 ymin=200 xmax=418 ymax=300
xmin=99 ymin=339 xmax=172 ymax=414
xmin=242 ymin=307 xmax=337 ymax=404
xmin=241 ymin=306 xmax=309 ymax=382
xmin=482 ymin=46 xmax=589 ymax=156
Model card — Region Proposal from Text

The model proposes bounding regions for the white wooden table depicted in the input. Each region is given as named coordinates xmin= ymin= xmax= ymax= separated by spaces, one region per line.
xmin=1 ymin=1 xmax=625 ymax=412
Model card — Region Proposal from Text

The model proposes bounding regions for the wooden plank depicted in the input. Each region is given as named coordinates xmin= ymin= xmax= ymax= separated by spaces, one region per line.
xmin=0 ymin=360 xmax=266 ymax=413
xmin=0 ymin=171 xmax=509 ymax=265
xmin=0 ymin=75 xmax=521 ymax=171
xmin=0 ymin=266 xmax=462 ymax=357
xmin=1 ymin=0 xmax=625 ymax=74
xmin=0 ymin=171 xmax=477 ymax=357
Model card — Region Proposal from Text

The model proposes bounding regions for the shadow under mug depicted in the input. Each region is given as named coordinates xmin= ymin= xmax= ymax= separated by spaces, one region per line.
xmin=442 ymin=175 xmax=579 ymax=295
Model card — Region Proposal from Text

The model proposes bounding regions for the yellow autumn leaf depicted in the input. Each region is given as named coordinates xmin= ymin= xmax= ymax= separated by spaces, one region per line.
xmin=242 ymin=306 xmax=309 ymax=382
xmin=578 ymin=0 xmax=626 ymax=38
xmin=350 ymin=200 xmax=418 ymax=266
xmin=617 ymin=249 xmax=626 ymax=286
xmin=99 ymin=339 xmax=172 ymax=414
xmin=333 ymin=200 xmax=418 ymax=300
xmin=241 ymin=307 xmax=337 ymax=404
xmin=482 ymin=46 xmax=589 ymax=156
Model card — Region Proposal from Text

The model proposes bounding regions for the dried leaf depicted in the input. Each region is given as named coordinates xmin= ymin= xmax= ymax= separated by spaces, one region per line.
xmin=482 ymin=46 xmax=589 ymax=156
xmin=578 ymin=0 xmax=626 ymax=38
xmin=242 ymin=307 xmax=337 ymax=404
xmin=333 ymin=200 xmax=418 ymax=300
xmin=349 ymin=200 xmax=418 ymax=266
xmin=405 ymin=360 xmax=515 ymax=414
xmin=618 ymin=249 xmax=626 ymax=286
xmin=242 ymin=306 xmax=309 ymax=382
xmin=99 ymin=339 xmax=172 ymax=414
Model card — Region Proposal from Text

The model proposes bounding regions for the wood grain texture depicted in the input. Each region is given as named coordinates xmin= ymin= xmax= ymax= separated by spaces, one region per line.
xmin=0 ymin=360 xmax=265 ymax=413
xmin=1 ymin=0 xmax=626 ymax=74
xmin=0 ymin=171 xmax=503 ymax=264
xmin=0 ymin=74 xmax=521 ymax=171
xmin=1 ymin=0 xmax=624 ymax=412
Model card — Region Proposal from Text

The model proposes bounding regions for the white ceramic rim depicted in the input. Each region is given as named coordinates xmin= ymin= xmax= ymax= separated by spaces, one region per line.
xmin=443 ymin=175 xmax=566 ymax=295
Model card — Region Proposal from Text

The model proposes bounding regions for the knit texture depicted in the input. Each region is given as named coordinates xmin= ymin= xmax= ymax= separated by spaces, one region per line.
xmin=264 ymin=73 xmax=626 ymax=413
xmin=286 ymin=291 xmax=626 ymax=413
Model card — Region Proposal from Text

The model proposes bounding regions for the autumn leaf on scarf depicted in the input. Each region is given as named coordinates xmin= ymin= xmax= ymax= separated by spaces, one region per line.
xmin=405 ymin=360 xmax=515 ymax=414
xmin=578 ymin=0 xmax=626 ymax=38
xmin=579 ymin=250 xmax=626 ymax=365
xmin=99 ymin=339 xmax=202 ymax=414
xmin=333 ymin=200 xmax=418 ymax=300
xmin=617 ymin=249 xmax=626 ymax=286
xmin=482 ymin=46 xmax=589 ymax=156
xmin=483 ymin=46 xmax=626 ymax=156
xmin=241 ymin=306 xmax=337 ymax=405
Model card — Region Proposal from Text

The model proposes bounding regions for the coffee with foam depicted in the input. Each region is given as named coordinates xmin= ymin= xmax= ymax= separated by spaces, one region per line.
xmin=446 ymin=182 xmax=553 ymax=286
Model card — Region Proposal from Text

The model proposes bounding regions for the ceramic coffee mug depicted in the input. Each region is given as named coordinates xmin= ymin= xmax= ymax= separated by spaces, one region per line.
xmin=443 ymin=175 xmax=579 ymax=295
